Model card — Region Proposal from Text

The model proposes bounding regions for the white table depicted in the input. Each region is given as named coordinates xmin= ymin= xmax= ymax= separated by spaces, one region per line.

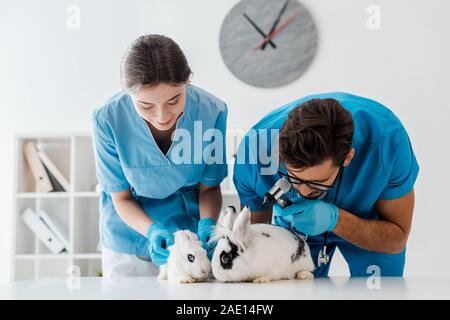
xmin=1 ymin=277 xmax=449 ymax=300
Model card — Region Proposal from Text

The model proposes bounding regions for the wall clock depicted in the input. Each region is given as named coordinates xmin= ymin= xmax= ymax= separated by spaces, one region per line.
xmin=219 ymin=0 xmax=318 ymax=88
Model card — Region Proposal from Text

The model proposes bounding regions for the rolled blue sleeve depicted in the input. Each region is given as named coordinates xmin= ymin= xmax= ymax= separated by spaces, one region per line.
xmin=91 ymin=111 xmax=130 ymax=193
xmin=233 ymin=163 xmax=264 ymax=212
xmin=379 ymin=120 xmax=419 ymax=200
xmin=200 ymin=104 xmax=228 ymax=186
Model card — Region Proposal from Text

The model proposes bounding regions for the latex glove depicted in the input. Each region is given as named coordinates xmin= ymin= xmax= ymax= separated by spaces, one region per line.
xmin=273 ymin=198 xmax=339 ymax=236
xmin=198 ymin=217 xmax=216 ymax=259
xmin=146 ymin=223 xmax=174 ymax=266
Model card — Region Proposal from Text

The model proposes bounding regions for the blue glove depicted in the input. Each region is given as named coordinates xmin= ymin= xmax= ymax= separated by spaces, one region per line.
xmin=273 ymin=198 xmax=339 ymax=236
xmin=146 ymin=223 xmax=174 ymax=266
xmin=198 ymin=217 xmax=216 ymax=259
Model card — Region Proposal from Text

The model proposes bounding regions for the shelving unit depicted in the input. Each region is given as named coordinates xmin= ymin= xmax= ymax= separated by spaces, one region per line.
xmin=12 ymin=130 xmax=245 ymax=281
xmin=12 ymin=134 xmax=101 ymax=281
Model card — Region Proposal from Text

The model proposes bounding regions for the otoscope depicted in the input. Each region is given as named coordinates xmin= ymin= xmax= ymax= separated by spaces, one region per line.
xmin=260 ymin=176 xmax=328 ymax=267
xmin=261 ymin=168 xmax=345 ymax=267
xmin=260 ymin=178 xmax=293 ymax=209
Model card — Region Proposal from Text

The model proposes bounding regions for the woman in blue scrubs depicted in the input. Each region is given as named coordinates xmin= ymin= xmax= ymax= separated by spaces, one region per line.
xmin=92 ymin=35 xmax=227 ymax=277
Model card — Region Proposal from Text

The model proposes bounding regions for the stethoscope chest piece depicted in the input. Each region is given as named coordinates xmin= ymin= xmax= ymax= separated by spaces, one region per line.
xmin=316 ymin=166 xmax=345 ymax=268
xmin=317 ymin=245 xmax=329 ymax=267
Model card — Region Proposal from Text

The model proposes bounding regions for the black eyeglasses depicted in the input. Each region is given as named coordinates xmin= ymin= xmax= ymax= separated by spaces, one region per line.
xmin=278 ymin=166 xmax=343 ymax=199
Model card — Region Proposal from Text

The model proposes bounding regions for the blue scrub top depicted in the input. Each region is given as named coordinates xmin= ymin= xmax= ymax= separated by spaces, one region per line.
xmin=233 ymin=92 xmax=419 ymax=222
xmin=92 ymin=85 xmax=228 ymax=257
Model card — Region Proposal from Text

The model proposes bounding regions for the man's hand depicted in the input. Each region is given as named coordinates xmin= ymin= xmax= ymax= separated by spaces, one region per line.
xmin=274 ymin=198 xmax=339 ymax=236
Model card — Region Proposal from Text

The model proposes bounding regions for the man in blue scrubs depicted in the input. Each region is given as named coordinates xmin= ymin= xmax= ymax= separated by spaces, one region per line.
xmin=233 ymin=92 xmax=419 ymax=277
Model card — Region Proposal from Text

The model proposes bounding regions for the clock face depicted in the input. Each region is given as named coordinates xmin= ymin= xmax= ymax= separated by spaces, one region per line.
xmin=219 ymin=0 xmax=318 ymax=88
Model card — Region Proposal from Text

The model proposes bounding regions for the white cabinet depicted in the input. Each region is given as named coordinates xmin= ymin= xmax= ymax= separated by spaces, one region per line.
xmin=12 ymin=134 xmax=101 ymax=281
xmin=12 ymin=130 xmax=244 ymax=280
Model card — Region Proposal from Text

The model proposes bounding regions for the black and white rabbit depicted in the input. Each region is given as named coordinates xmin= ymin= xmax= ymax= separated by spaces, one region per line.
xmin=211 ymin=206 xmax=315 ymax=283
xmin=158 ymin=230 xmax=212 ymax=284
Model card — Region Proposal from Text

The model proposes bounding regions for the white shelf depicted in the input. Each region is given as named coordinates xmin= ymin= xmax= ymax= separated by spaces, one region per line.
xmin=15 ymin=253 xmax=101 ymax=260
xmin=17 ymin=192 xmax=71 ymax=199
xmin=74 ymin=192 xmax=100 ymax=198
xmin=17 ymin=192 xmax=100 ymax=199
xmin=15 ymin=254 xmax=71 ymax=260
xmin=12 ymin=133 xmax=103 ymax=280
xmin=73 ymin=253 xmax=102 ymax=259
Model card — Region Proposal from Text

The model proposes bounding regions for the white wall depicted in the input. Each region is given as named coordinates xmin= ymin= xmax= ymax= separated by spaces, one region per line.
xmin=1 ymin=0 xmax=449 ymax=283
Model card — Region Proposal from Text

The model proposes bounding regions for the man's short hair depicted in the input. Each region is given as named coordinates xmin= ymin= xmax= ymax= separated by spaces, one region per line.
xmin=279 ymin=98 xmax=354 ymax=169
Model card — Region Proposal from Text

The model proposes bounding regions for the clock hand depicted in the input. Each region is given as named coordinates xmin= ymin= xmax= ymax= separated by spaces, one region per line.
xmin=261 ymin=0 xmax=290 ymax=50
xmin=255 ymin=11 xmax=300 ymax=50
xmin=243 ymin=13 xmax=277 ymax=49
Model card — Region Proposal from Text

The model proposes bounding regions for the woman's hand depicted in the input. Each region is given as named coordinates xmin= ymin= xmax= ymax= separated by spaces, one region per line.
xmin=197 ymin=217 xmax=216 ymax=259
xmin=111 ymin=189 xmax=175 ymax=264
xmin=198 ymin=183 xmax=222 ymax=258
xmin=198 ymin=217 xmax=216 ymax=244
xmin=146 ymin=223 xmax=174 ymax=266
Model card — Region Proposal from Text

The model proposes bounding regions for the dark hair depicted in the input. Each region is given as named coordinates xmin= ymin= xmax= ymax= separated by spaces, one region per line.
xmin=120 ymin=34 xmax=192 ymax=92
xmin=279 ymin=98 xmax=354 ymax=169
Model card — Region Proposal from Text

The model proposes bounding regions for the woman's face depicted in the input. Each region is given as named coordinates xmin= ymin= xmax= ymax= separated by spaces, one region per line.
xmin=131 ymin=82 xmax=187 ymax=131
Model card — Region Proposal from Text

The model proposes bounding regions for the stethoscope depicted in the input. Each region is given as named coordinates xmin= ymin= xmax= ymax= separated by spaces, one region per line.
xmin=292 ymin=166 xmax=344 ymax=267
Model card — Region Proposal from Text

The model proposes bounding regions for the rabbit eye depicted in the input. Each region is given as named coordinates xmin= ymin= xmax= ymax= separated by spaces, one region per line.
xmin=187 ymin=254 xmax=195 ymax=263
xmin=220 ymin=252 xmax=232 ymax=265
xmin=220 ymin=240 xmax=239 ymax=269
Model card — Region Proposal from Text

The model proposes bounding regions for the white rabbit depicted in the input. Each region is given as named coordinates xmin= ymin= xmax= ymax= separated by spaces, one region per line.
xmin=211 ymin=206 xmax=315 ymax=283
xmin=158 ymin=230 xmax=212 ymax=284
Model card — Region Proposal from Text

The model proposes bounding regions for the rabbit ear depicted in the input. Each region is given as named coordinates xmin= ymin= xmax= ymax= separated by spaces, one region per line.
xmin=174 ymin=230 xmax=195 ymax=243
xmin=221 ymin=206 xmax=237 ymax=230
xmin=232 ymin=206 xmax=250 ymax=237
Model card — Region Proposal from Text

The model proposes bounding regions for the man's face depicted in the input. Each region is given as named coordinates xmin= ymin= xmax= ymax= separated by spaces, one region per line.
xmin=284 ymin=149 xmax=355 ymax=199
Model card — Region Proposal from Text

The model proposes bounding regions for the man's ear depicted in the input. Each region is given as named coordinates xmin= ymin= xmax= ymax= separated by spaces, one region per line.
xmin=343 ymin=148 xmax=355 ymax=167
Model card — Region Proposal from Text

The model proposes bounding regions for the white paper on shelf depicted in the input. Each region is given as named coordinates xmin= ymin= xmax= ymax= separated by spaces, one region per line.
xmin=37 ymin=150 xmax=71 ymax=191
xmin=37 ymin=209 xmax=71 ymax=254
xmin=23 ymin=141 xmax=54 ymax=192
xmin=21 ymin=208 xmax=66 ymax=255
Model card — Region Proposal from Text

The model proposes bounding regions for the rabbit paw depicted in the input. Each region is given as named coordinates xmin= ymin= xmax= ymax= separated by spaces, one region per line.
xmin=296 ymin=271 xmax=314 ymax=280
xmin=252 ymin=276 xmax=272 ymax=283
xmin=157 ymin=266 xmax=168 ymax=281
xmin=176 ymin=275 xmax=197 ymax=284
xmin=157 ymin=273 xmax=167 ymax=281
